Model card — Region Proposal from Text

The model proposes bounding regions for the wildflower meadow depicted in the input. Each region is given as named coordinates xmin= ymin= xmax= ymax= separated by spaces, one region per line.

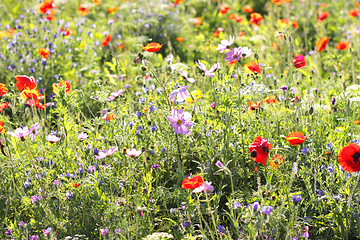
xmin=2 ymin=0 xmax=360 ymax=239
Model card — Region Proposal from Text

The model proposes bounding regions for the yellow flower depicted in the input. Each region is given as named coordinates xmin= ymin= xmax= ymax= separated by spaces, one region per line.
xmin=186 ymin=90 xmax=202 ymax=103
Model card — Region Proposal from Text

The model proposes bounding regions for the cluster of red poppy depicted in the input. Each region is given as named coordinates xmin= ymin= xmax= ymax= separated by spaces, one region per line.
xmin=15 ymin=76 xmax=45 ymax=110
xmin=39 ymin=0 xmax=56 ymax=21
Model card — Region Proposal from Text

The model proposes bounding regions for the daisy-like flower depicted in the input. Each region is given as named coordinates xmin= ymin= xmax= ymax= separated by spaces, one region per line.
xmin=195 ymin=60 xmax=220 ymax=78
xmin=224 ymin=47 xmax=243 ymax=63
xmin=46 ymin=134 xmax=60 ymax=143
xmin=216 ymin=35 xmax=235 ymax=53
xmin=77 ymin=133 xmax=89 ymax=140
xmin=169 ymin=86 xmax=190 ymax=103
xmin=240 ymin=47 xmax=253 ymax=58
xmin=95 ymin=146 xmax=118 ymax=159
xmin=30 ymin=123 xmax=40 ymax=141
xmin=9 ymin=126 xmax=31 ymax=140
xmin=126 ymin=148 xmax=142 ymax=157
xmin=167 ymin=109 xmax=193 ymax=135
xmin=178 ymin=70 xmax=195 ymax=83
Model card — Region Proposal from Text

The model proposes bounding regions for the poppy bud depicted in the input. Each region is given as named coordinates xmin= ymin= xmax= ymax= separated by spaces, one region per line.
xmin=147 ymin=121 xmax=152 ymax=126
xmin=141 ymin=67 xmax=147 ymax=71
xmin=141 ymin=147 xmax=146 ymax=152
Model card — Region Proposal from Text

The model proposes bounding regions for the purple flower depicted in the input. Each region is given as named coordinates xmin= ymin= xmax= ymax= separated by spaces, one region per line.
xmin=280 ymin=85 xmax=289 ymax=91
xmin=31 ymin=195 xmax=40 ymax=203
xmin=217 ymin=225 xmax=226 ymax=234
xmin=178 ymin=70 xmax=195 ymax=83
xmin=77 ymin=133 xmax=89 ymax=140
xmin=65 ymin=191 xmax=73 ymax=200
xmin=100 ymin=228 xmax=109 ymax=236
xmin=292 ymin=194 xmax=302 ymax=203
xmin=215 ymin=160 xmax=225 ymax=168
xmin=95 ymin=146 xmax=118 ymax=159
xmin=331 ymin=97 xmax=336 ymax=105
xmin=224 ymin=47 xmax=243 ymax=62
xmin=234 ymin=202 xmax=242 ymax=209
xmin=261 ymin=206 xmax=272 ymax=215
xmin=167 ymin=109 xmax=193 ymax=135
xmin=301 ymin=147 xmax=309 ymax=155
xmin=216 ymin=35 xmax=234 ymax=52
xmin=9 ymin=126 xmax=31 ymax=140
xmin=53 ymin=179 xmax=60 ymax=186
xmin=29 ymin=235 xmax=39 ymax=240
xmin=19 ymin=221 xmax=25 ymax=228
xmin=152 ymin=164 xmax=160 ymax=170
xmin=43 ymin=227 xmax=52 ymax=235
xmin=88 ymin=166 xmax=95 ymax=173
xmin=193 ymin=181 xmax=214 ymax=194
xmin=5 ymin=229 xmax=12 ymax=235
xmin=253 ymin=201 xmax=260 ymax=210
xmin=30 ymin=123 xmax=40 ymax=140
xmin=301 ymin=231 xmax=309 ymax=238
xmin=150 ymin=124 xmax=157 ymax=132
xmin=182 ymin=221 xmax=190 ymax=228
xmin=46 ymin=134 xmax=60 ymax=143
xmin=115 ymin=228 xmax=121 ymax=235
xmin=169 ymin=86 xmax=190 ymax=103
xmin=326 ymin=143 xmax=333 ymax=149
xmin=195 ymin=60 xmax=220 ymax=77
xmin=126 ymin=148 xmax=141 ymax=157
xmin=210 ymin=102 xmax=216 ymax=109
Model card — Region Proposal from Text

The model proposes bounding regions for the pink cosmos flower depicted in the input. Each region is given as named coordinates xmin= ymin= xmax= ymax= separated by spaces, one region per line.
xmin=9 ymin=126 xmax=31 ymax=140
xmin=77 ymin=133 xmax=89 ymax=140
xmin=30 ymin=123 xmax=40 ymax=141
xmin=167 ymin=109 xmax=193 ymax=134
xmin=178 ymin=70 xmax=195 ymax=83
xmin=169 ymin=86 xmax=190 ymax=103
xmin=46 ymin=134 xmax=60 ymax=143
xmin=216 ymin=35 xmax=235 ymax=53
xmin=126 ymin=148 xmax=142 ymax=157
xmin=195 ymin=60 xmax=220 ymax=78
xmin=193 ymin=181 xmax=214 ymax=194
xmin=95 ymin=146 xmax=118 ymax=159
xmin=210 ymin=102 xmax=216 ymax=109
xmin=107 ymin=89 xmax=124 ymax=101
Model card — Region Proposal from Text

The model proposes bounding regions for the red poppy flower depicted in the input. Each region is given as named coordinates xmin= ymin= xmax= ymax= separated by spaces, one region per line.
xmin=175 ymin=0 xmax=183 ymax=4
xmin=0 ymin=121 xmax=5 ymax=134
xmin=101 ymin=34 xmax=112 ymax=47
xmin=181 ymin=175 xmax=204 ymax=189
xmin=247 ymin=101 xmax=261 ymax=111
xmin=270 ymin=154 xmax=284 ymax=169
xmin=71 ymin=182 xmax=81 ymax=188
xmin=193 ymin=17 xmax=202 ymax=26
xmin=39 ymin=47 xmax=50 ymax=59
xmin=356 ymin=2 xmax=360 ymax=7
xmin=15 ymin=75 xmax=37 ymax=91
xmin=26 ymin=99 xmax=45 ymax=110
xmin=349 ymin=9 xmax=360 ymax=18
xmin=250 ymin=137 xmax=272 ymax=166
xmin=244 ymin=61 xmax=263 ymax=74
xmin=53 ymin=81 xmax=72 ymax=94
xmin=78 ymin=5 xmax=90 ymax=16
xmin=285 ymin=132 xmax=308 ymax=146
xmin=354 ymin=120 xmax=360 ymax=125
xmin=263 ymin=95 xmax=278 ymax=104
xmin=335 ymin=41 xmax=350 ymax=50
xmin=107 ymin=6 xmax=118 ymax=13
xmin=61 ymin=28 xmax=73 ymax=36
xmin=143 ymin=42 xmax=163 ymax=52
xmin=176 ymin=37 xmax=185 ymax=42
xmin=249 ymin=12 xmax=263 ymax=26
xmin=0 ymin=102 xmax=9 ymax=112
xmin=20 ymin=89 xmax=43 ymax=101
xmin=318 ymin=12 xmax=330 ymax=22
xmin=316 ymin=36 xmax=329 ymax=52
xmin=8 ymin=28 xmax=15 ymax=37
xmin=271 ymin=0 xmax=291 ymax=5
xmin=280 ymin=19 xmax=289 ymax=25
xmin=0 ymin=84 xmax=8 ymax=96
xmin=292 ymin=21 xmax=299 ymax=29
xmin=243 ymin=6 xmax=253 ymax=13
xmin=338 ymin=143 xmax=360 ymax=173
xmin=294 ymin=54 xmax=306 ymax=68
xmin=219 ymin=5 xmax=230 ymax=14
xmin=93 ymin=0 xmax=101 ymax=6
xmin=39 ymin=0 xmax=56 ymax=14
xmin=103 ymin=113 xmax=117 ymax=121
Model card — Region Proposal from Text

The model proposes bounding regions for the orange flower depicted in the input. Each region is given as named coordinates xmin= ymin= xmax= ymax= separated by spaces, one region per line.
xmin=181 ymin=175 xmax=204 ymax=189
xmin=272 ymin=43 xmax=279 ymax=50
xmin=354 ymin=120 xmax=360 ymax=125
xmin=238 ymin=31 xmax=245 ymax=37
xmin=39 ymin=0 xmax=56 ymax=14
xmin=26 ymin=99 xmax=45 ymax=110
xmin=0 ymin=102 xmax=9 ymax=112
xmin=0 ymin=121 xmax=5 ymax=134
xmin=193 ymin=17 xmax=202 ymax=26
xmin=247 ymin=101 xmax=261 ymax=111
xmin=103 ymin=113 xmax=118 ymax=121
xmin=213 ymin=30 xmax=220 ymax=37
xmin=318 ymin=12 xmax=330 ymax=22
xmin=285 ymin=132 xmax=308 ymax=146
xmin=338 ymin=143 xmax=360 ymax=173
xmin=320 ymin=3 xmax=327 ymax=8
xmin=93 ymin=0 xmax=101 ymax=5
xmin=263 ymin=95 xmax=278 ymax=104
xmin=71 ymin=182 xmax=81 ymax=188
xmin=53 ymin=81 xmax=72 ymax=94
xmin=101 ymin=34 xmax=112 ymax=47
xmin=20 ymin=89 xmax=43 ymax=101
xmin=176 ymin=37 xmax=185 ymax=42
xmin=280 ymin=19 xmax=289 ymax=24
xmin=356 ymin=2 xmax=360 ymax=7
xmin=219 ymin=5 xmax=230 ymax=14
xmin=0 ymin=84 xmax=8 ymax=96
xmin=271 ymin=0 xmax=291 ymax=5
xmin=270 ymin=154 xmax=284 ymax=169
xmin=249 ymin=12 xmax=263 ymax=26
xmin=39 ymin=47 xmax=49 ymax=59
xmin=15 ymin=75 xmax=37 ymax=91
xmin=78 ymin=5 xmax=90 ymax=16
xmin=250 ymin=137 xmax=272 ymax=166
xmin=243 ymin=6 xmax=253 ymax=13
xmin=244 ymin=61 xmax=263 ymax=74
xmin=8 ymin=28 xmax=15 ymax=37
xmin=46 ymin=12 xmax=56 ymax=21
xmin=335 ymin=41 xmax=350 ymax=50
xmin=107 ymin=6 xmax=118 ymax=13
xmin=292 ymin=20 xmax=299 ymax=29
xmin=349 ymin=9 xmax=360 ymax=18
xmin=61 ymin=28 xmax=73 ymax=36
xmin=143 ymin=42 xmax=163 ymax=52
xmin=316 ymin=36 xmax=329 ymax=52
xmin=175 ymin=0 xmax=183 ymax=4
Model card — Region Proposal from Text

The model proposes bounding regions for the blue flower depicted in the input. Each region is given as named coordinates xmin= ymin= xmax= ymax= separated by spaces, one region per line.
xmin=150 ymin=124 xmax=157 ymax=132
xmin=217 ymin=225 xmax=226 ymax=233
xmin=182 ymin=221 xmax=189 ymax=228
xmin=292 ymin=194 xmax=302 ymax=203
xmin=301 ymin=147 xmax=309 ymax=155
xmin=261 ymin=206 xmax=272 ymax=215
xmin=253 ymin=201 xmax=260 ymax=210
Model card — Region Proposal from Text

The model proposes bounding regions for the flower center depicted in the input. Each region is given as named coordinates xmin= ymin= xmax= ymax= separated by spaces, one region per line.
xmin=262 ymin=146 xmax=269 ymax=152
xmin=233 ymin=54 xmax=238 ymax=58
xmin=251 ymin=150 xmax=257 ymax=158
xmin=352 ymin=152 xmax=360 ymax=163
xmin=242 ymin=53 xmax=246 ymax=57
xmin=177 ymin=119 xmax=182 ymax=125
